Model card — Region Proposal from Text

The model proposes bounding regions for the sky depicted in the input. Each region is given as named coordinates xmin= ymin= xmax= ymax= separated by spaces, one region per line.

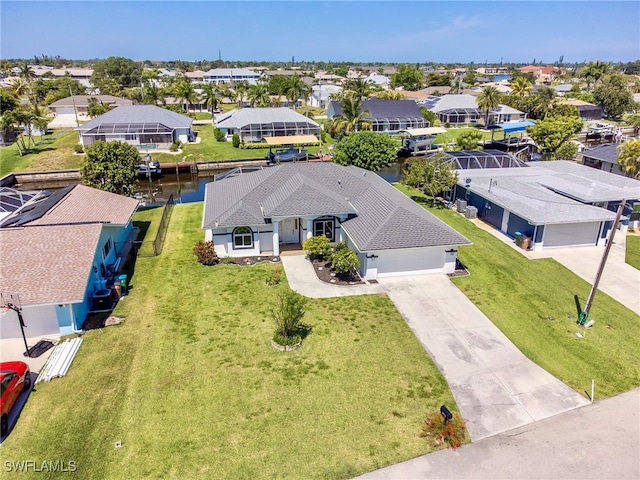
xmin=1 ymin=1 xmax=639 ymax=64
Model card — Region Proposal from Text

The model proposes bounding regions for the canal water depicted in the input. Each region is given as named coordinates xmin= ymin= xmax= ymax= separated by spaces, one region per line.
xmin=15 ymin=162 xmax=406 ymax=205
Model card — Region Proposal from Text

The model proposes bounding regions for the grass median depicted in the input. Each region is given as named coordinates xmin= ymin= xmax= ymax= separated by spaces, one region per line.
xmin=2 ymin=203 xmax=460 ymax=479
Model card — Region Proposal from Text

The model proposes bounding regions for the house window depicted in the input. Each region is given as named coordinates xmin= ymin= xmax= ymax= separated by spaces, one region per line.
xmin=102 ymin=238 xmax=113 ymax=259
xmin=233 ymin=227 xmax=253 ymax=249
xmin=313 ymin=217 xmax=335 ymax=241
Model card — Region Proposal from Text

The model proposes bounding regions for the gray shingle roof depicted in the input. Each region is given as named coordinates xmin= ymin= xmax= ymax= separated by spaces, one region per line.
xmin=48 ymin=95 xmax=132 ymax=108
xmin=203 ymin=163 xmax=470 ymax=251
xmin=78 ymin=105 xmax=192 ymax=131
xmin=457 ymin=161 xmax=640 ymax=224
xmin=215 ymin=108 xmax=319 ymax=129
xmin=581 ymin=144 xmax=619 ymax=165
xmin=329 ymin=99 xmax=424 ymax=120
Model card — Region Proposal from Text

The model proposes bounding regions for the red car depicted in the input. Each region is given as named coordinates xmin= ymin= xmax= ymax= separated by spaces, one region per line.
xmin=1 ymin=361 xmax=31 ymax=437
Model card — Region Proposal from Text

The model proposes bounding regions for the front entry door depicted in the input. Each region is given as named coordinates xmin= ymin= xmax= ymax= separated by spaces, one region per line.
xmin=281 ymin=218 xmax=299 ymax=244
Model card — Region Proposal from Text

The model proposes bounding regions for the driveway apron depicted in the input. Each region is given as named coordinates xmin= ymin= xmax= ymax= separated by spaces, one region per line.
xmin=377 ymin=275 xmax=589 ymax=441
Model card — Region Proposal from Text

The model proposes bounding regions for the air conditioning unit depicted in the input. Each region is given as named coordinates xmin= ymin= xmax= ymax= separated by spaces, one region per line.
xmin=456 ymin=199 xmax=467 ymax=213
xmin=465 ymin=206 xmax=478 ymax=219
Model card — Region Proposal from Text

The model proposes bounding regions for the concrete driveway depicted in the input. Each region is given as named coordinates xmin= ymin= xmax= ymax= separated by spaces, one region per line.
xmin=355 ymin=388 xmax=640 ymax=480
xmin=379 ymin=275 xmax=589 ymax=441
xmin=527 ymin=234 xmax=640 ymax=314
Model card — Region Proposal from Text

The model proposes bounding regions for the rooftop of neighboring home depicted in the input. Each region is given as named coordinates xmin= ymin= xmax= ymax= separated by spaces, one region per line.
xmin=328 ymin=98 xmax=424 ymax=119
xmin=185 ymin=70 xmax=206 ymax=79
xmin=202 ymin=68 xmax=261 ymax=77
xmin=48 ymin=95 xmax=133 ymax=109
xmin=203 ymin=162 xmax=470 ymax=251
xmin=215 ymin=107 xmax=320 ymax=128
xmin=77 ymin=105 xmax=193 ymax=132
xmin=0 ymin=184 xmax=139 ymax=228
xmin=0 ymin=224 xmax=103 ymax=306
xmin=580 ymin=143 xmax=620 ymax=164
xmin=30 ymin=66 xmax=94 ymax=77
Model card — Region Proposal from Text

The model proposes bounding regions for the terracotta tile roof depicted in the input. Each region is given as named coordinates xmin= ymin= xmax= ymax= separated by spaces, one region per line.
xmin=0 ymin=224 xmax=102 ymax=305
xmin=28 ymin=185 xmax=138 ymax=226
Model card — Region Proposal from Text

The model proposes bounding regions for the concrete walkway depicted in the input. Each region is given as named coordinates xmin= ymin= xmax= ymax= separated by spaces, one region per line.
xmin=280 ymin=255 xmax=589 ymax=441
xmin=379 ymin=275 xmax=589 ymax=441
xmin=355 ymin=388 xmax=640 ymax=480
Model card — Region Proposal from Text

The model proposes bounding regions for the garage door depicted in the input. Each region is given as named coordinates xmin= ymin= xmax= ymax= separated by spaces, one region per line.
xmin=0 ymin=305 xmax=59 ymax=340
xmin=376 ymin=248 xmax=444 ymax=277
xmin=544 ymin=222 xmax=599 ymax=248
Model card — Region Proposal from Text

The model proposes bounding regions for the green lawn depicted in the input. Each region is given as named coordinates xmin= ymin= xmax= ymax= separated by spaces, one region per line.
xmin=2 ymin=203 xmax=461 ymax=479
xmin=396 ymin=184 xmax=640 ymax=399
xmin=625 ymin=234 xmax=640 ymax=270
xmin=433 ymin=127 xmax=497 ymax=146
xmin=0 ymin=129 xmax=81 ymax=176
xmin=132 ymin=205 xmax=165 ymax=256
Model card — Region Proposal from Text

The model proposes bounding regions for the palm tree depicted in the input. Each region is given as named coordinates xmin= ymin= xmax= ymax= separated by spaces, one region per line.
xmin=232 ymin=80 xmax=250 ymax=107
xmin=201 ymin=83 xmax=222 ymax=114
xmin=247 ymin=83 xmax=270 ymax=107
xmin=343 ymin=77 xmax=376 ymax=100
xmin=534 ymin=86 xmax=557 ymax=119
xmin=284 ymin=74 xmax=311 ymax=111
xmin=510 ymin=77 xmax=533 ymax=97
xmin=18 ymin=63 xmax=36 ymax=83
xmin=580 ymin=61 xmax=612 ymax=91
xmin=172 ymin=79 xmax=198 ymax=112
xmin=333 ymin=95 xmax=371 ymax=134
xmin=476 ymin=86 xmax=502 ymax=126
xmin=9 ymin=79 xmax=30 ymax=99
xmin=143 ymin=81 xmax=162 ymax=105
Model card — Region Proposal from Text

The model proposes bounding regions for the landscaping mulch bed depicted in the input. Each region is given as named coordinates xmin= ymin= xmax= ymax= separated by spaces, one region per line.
xmin=447 ymin=258 xmax=470 ymax=278
xmin=222 ymin=255 xmax=281 ymax=266
xmin=311 ymin=258 xmax=366 ymax=286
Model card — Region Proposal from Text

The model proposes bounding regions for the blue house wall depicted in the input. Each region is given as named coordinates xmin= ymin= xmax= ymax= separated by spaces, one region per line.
xmin=506 ymin=213 xmax=534 ymax=238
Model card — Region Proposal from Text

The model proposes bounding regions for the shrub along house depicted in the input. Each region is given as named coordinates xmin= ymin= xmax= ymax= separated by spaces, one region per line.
xmin=202 ymin=162 xmax=470 ymax=280
xmin=77 ymin=105 xmax=195 ymax=150
xmin=447 ymin=155 xmax=640 ymax=250
xmin=0 ymin=185 xmax=138 ymax=339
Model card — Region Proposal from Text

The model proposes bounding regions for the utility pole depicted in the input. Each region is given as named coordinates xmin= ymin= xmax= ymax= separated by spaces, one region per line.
xmin=69 ymin=85 xmax=80 ymax=129
xmin=580 ymin=200 xmax=626 ymax=324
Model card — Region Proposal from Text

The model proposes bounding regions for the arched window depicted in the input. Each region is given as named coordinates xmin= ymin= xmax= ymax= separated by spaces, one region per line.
xmin=233 ymin=227 xmax=253 ymax=249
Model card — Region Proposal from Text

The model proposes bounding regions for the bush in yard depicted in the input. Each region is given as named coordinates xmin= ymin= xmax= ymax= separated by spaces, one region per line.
xmin=419 ymin=410 xmax=467 ymax=450
xmin=74 ymin=144 xmax=84 ymax=154
xmin=272 ymin=289 xmax=307 ymax=346
xmin=193 ymin=240 xmax=218 ymax=265
xmin=169 ymin=142 xmax=179 ymax=152
xmin=232 ymin=133 xmax=240 ymax=148
xmin=265 ymin=269 xmax=282 ymax=286
xmin=329 ymin=242 xmax=360 ymax=276
xmin=214 ymin=128 xmax=226 ymax=142
xmin=303 ymin=235 xmax=331 ymax=259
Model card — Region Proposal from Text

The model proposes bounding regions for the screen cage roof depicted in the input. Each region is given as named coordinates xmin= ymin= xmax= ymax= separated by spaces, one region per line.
xmin=82 ymin=122 xmax=174 ymax=135
xmin=429 ymin=150 xmax=529 ymax=169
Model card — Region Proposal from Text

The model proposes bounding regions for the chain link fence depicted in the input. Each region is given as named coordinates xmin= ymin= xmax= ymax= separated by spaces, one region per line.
xmin=134 ymin=194 xmax=175 ymax=257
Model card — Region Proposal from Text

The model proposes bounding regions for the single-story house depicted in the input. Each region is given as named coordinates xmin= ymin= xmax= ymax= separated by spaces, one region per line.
xmin=31 ymin=67 xmax=94 ymax=87
xmin=418 ymin=94 xmax=526 ymax=126
xmin=558 ymin=99 xmax=603 ymax=121
xmin=308 ymin=84 xmax=342 ymax=108
xmin=214 ymin=107 xmax=320 ymax=143
xmin=449 ymin=158 xmax=640 ymax=250
xmin=327 ymin=99 xmax=427 ymax=134
xmin=48 ymin=95 xmax=133 ymax=115
xmin=163 ymin=96 xmax=208 ymax=112
xmin=0 ymin=185 xmax=139 ymax=338
xmin=581 ymin=143 xmax=624 ymax=176
xmin=77 ymin=105 xmax=195 ymax=150
xmin=202 ymin=162 xmax=471 ymax=279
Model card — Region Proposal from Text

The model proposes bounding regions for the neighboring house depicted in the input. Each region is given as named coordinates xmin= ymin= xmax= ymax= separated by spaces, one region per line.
xmin=214 ymin=107 xmax=320 ymax=143
xmin=202 ymin=68 xmax=261 ymax=85
xmin=553 ymin=84 xmax=574 ymax=95
xmin=48 ymin=95 xmax=133 ymax=116
xmin=558 ymin=99 xmax=603 ymax=121
xmin=327 ymin=99 xmax=427 ymax=134
xmin=0 ymin=185 xmax=139 ymax=338
xmin=184 ymin=70 xmax=206 ymax=84
xmin=308 ymin=84 xmax=342 ymax=108
xmin=518 ymin=65 xmax=561 ymax=83
xmin=419 ymin=94 xmax=526 ymax=126
xmin=449 ymin=158 xmax=640 ymax=250
xmin=581 ymin=144 xmax=624 ymax=176
xmin=31 ymin=67 xmax=94 ymax=88
xmin=163 ymin=96 xmax=208 ymax=113
xmin=202 ymin=162 xmax=470 ymax=279
xmin=366 ymin=73 xmax=390 ymax=89
xmin=77 ymin=105 xmax=195 ymax=150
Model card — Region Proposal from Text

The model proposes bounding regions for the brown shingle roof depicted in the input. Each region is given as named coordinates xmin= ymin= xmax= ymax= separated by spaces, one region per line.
xmin=28 ymin=185 xmax=138 ymax=226
xmin=0 ymin=224 xmax=102 ymax=305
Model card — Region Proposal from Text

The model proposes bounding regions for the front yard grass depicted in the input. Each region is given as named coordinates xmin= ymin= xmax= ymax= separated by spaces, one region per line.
xmin=625 ymin=234 xmax=640 ymax=270
xmin=1 ymin=203 xmax=460 ymax=479
xmin=396 ymin=184 xmax=640 ymax=399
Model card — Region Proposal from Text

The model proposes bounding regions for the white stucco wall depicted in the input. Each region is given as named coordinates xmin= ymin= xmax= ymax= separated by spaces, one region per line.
xmin=208 ymin=225 xmax=274 ymax=258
